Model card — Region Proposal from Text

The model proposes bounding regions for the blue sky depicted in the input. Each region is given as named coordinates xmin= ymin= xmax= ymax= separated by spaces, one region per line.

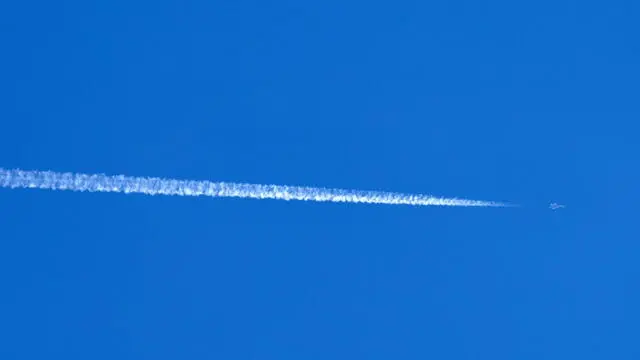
xmin=1 ymin=0 xmax=639 ymax=358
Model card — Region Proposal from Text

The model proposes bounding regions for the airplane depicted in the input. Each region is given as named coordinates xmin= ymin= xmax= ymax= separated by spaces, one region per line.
xmin=549 ymin=203 xmax=565 ymax=210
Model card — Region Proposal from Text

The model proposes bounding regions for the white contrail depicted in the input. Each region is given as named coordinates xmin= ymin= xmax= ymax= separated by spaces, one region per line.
xmin=0 ymin=168 xmax=511 ymax=207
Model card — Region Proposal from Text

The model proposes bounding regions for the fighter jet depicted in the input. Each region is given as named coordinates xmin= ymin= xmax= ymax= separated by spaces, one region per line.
xmin=549 ymin=203 xmax=565 ymax=210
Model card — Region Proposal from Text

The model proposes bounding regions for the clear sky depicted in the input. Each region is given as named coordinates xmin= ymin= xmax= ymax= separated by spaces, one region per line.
xmin=1 ymin=0 xmax=638 ymax=358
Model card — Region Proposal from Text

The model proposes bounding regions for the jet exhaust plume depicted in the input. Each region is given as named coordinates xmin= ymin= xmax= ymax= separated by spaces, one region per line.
xmin=0 ymin=168 xmax=511 ymax=207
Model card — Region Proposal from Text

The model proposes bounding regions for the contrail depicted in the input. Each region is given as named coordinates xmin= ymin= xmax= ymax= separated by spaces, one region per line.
xmin=0 ymin=168 xmax=511 ymax=207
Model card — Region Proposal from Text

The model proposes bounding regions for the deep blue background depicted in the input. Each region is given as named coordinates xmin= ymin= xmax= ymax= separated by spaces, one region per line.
xmin=1 ymin=1 xmax=639 ymax=358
